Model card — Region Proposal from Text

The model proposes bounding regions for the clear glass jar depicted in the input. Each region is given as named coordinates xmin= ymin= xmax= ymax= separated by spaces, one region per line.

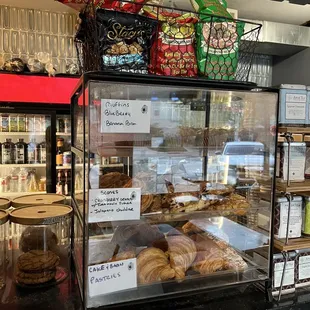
xmin=11 ymin=193 xmax=66 ymax=209
xmin=10 ymin=205 xmax=72 ymax=288
xmin=0 ymin=210 xmax=8 ymax=290
xmin=0 ymin=198 xmax=10 ymax=210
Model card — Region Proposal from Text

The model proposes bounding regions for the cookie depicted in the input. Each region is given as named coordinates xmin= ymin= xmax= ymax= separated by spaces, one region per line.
xmin=20 ymin=227 xmax=58 ymax=253
xmin=99 ymin=172 xmax=131 ymax=189
xmin=17 ymin=250 xmax=60 ymax=272
xmin=16 ymin=269 xmax=56 ymax=285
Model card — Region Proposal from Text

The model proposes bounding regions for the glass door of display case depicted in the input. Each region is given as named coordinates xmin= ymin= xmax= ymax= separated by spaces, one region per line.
xmin=0 ymin=111 xmax=53 ymax=198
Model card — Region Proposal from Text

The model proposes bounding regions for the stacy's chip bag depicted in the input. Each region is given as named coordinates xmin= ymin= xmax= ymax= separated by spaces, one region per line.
xmin=191 ymin=0 xmax=244 ymax=80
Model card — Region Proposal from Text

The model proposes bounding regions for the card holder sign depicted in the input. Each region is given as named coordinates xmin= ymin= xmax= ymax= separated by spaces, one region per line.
xmin=88 ymin=188 xmax=141 ymax=223
xmin=101 ymin=99 xmax=151 ymax=133
xmin=88 ymin=258 xmax=137 ymax=297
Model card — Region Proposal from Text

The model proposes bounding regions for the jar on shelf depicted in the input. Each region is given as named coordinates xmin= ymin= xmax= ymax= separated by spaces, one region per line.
xmin=10 ymin=205 xmax=73 ymax=288
xmin=11 ymin=194 xmax=66 ymax=209
xmin=0 ymin=198 xmax=10 ymax=210
xmin=0 ymin=209 xmax=8 ymax=290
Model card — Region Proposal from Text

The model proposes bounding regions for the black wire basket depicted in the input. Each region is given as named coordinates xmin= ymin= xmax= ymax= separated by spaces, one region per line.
xmin=75 ymin=0 xmax=262 ymax=82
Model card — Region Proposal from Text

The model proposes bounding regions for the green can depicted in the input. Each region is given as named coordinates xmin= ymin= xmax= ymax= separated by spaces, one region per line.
xmin=302 ymin=196 xmax=310 ymax=236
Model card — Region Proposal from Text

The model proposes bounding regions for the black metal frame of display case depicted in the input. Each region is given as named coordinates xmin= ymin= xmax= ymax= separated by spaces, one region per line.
xmin=70 ymin=71 xmax=279 ymax=309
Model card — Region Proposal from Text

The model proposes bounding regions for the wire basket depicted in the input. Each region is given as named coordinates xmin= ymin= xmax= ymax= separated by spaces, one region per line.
xmin=75 ymin=0 xmax=262 ymax=82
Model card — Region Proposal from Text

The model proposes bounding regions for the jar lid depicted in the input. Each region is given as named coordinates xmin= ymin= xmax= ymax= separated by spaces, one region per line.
xmin=9 ymin=204 xmax=73 ymax=225
xmin=0 ymin=209 xmax=8 ymax=225
xmin=11 ymin=194 xmax=66 ymax=208
xmin=0 ymin=197 xmax=10 ymax=210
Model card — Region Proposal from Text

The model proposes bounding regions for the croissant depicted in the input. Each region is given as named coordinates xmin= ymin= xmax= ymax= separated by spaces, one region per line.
xmin=109 ymin=250 xmax=135 ymax=262
xmin=191 ymin=234 xmax=225 ymax=275
xmin=166 ymin=235 xmax=197 ymax=279
xmin=137 ymin=248 xmax=175 ymax=284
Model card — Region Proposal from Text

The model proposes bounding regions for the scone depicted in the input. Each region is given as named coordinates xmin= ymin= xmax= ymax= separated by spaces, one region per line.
xmin=17 ymin=250 xmax=60 ymax=272
xmin=99 ymin=172 xmax=131 ymax=189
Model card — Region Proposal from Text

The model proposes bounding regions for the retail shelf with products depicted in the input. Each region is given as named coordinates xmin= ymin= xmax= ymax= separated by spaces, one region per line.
xmin=276 ymin=180 xmax=310 ymax=193
xmin=71 ymin=72 xmax=279 ymax=308
xmin=0 ymin=132 xmax=46 ymax=136
xmin=0 ymin=164 xmax=46 ymax=168
xmin=274 ymin=237 xmax=310 ymax=252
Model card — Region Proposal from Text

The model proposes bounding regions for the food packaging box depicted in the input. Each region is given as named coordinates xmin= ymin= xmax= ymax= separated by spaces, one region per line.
xmin=295 ymin=249 xmax=310 ymax=288
xmin=274 ymin=196 xmax=302 ymax=239
xmin=304 ymin=135 xmax=310 ymax=179
xmin=277 ymin=142 xmax=306 ymax=182
xmin=279 ymin=84 xmax=307 ymax=127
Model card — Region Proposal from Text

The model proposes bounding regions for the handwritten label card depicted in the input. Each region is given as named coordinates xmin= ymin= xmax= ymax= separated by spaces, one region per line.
xmin=101 ymin=99 xmax=151 ymax=133
xmin=88 ymin=258 xmax=137 ymax=297
xmin=88 ymin=188 xmax=141 ymax=223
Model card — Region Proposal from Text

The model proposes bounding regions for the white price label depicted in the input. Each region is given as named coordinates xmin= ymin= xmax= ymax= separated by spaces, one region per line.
xmin=88 ymin=188 xmax=141 ymax=223
xmin=285 ymin=102 xmax=306 ymax=120
xmin=88 ymin=258 xmax=137 ymax=297
xmin=101 ymin=99 xmax=151 ymax=133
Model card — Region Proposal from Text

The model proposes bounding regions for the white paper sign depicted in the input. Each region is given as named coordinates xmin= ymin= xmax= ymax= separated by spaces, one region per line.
xmin=88 ymin=188 xmax=141 ymax=223
xmin=274 ymin=261 xmax=295 ymax=288
xmin=285 ymin=102 xmax=306 ymax=120
xmin=101 ymin=99 xmax=151 ymax=133
xmin=88 ymin=258 xmax=137 ymax=297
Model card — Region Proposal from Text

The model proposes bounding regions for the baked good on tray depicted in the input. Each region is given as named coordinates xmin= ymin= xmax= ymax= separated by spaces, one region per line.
xmin=99 ymin=172 xmax=131 ymax=189
xmin=137 ymin=247 xmax=175 ymax=284
xmin=16 ymin=250 xmax=60 ymax=285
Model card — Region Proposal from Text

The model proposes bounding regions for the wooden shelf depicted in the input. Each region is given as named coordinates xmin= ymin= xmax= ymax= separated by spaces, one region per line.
xmin=278 ymin=127 xmax=310 ymax=134
xmin=0 ymin=164 xmax=46 ymax=168
xmin=276 ymin=179 xmax=310 ymax=193
xmin=274 ymin=237 xmax=310 ymax=251
xmin=56 ymin=132 xmax=70 ymax=136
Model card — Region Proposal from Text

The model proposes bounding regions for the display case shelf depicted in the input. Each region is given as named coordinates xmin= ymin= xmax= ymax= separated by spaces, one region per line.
xmin=56 ymin=132 xmax=71 ymax=136
xmin=276 ymin=179 xmax=310 ymax=193
xmin=274 ymin=237 xmax=310 ymax=252
xmin=278 ymin=127 xmax=310 ymax=134
xmin=0 ymin=164 xmax=46 ymax=168
xmin=0 ymin=132 xmax=46 ymax=136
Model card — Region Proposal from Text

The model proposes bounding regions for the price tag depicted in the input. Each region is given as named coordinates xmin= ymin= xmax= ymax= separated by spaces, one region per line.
xmin=88 ymin=188 xmax=141 ymax=223
xmin=101 ymin=99 xmax=151 ymax=133
xmin=88 ymin=258 xmax=137 ymax=297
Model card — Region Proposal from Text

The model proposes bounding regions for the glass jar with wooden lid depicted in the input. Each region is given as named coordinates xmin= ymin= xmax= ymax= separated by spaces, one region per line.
xmin=10 ymin=205 xmax=72 ymax=288
xmin=11 ymin=194 xmax=66 ymax=209
xmin=0 ymin=198 xmax=10 ymax=210
xmin=0 ymin=209 xmax=8 ymax=290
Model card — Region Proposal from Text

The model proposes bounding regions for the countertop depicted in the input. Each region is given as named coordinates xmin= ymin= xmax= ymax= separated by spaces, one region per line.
xmin=2 ymin=273 xmax=310 ymax=310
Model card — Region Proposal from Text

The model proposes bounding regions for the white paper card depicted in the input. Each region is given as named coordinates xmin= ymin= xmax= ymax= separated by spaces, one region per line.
xmin=285 ymin=102 xmax=306 ymax=120
xmin=299 ymin=256 xmax=310 ymax=280
xmin=274 ymin=261 xmax=295 ymax=288
xmin=101 ymin=99 xmax=151 ymax=133
xmin=88 ymin=258 xmax=137 ymax=297
xmin=88 ymin=188 xmax=141 ymax=223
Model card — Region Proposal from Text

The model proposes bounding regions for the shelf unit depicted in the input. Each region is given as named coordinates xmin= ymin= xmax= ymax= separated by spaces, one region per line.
xmin=56 ymin=132 xmax=70 ymax=136
xmin=0 ymin=132 xmax=46 ymax=136
xmin=274 ymin=237 xmax=310 ymax=252
xmin=0 ymin=164 xmax=46 ymax=168
xmin=276 ymin=180 xmax=310 ymax=193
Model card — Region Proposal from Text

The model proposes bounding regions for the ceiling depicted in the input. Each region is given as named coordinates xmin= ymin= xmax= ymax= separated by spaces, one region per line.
xmin=1 ymin=0 xmax=310 ymax=25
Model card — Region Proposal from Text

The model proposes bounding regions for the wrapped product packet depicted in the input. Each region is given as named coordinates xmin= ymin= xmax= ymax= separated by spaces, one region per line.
xmin=191 ymin=0 xmax=244 ymax=80
xmin=144 ymin=8 xmax=198 ymax=77
xmin=96 ymin=9 xmax=157 ymax=74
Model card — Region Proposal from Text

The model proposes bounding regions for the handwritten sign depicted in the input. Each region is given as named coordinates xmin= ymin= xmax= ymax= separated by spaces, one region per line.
xmin=88 ymin=188 xmax=141 ymax=223
xmin=88 ymin=258 xmax=137 ymax=297
xmin=101 ymin=99 xmax=151 ymax=133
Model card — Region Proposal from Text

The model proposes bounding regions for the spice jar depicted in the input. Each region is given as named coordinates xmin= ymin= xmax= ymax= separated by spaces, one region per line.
xmin=0 ymin=210 xmax=8 ymax=290
xmin=0 ymin=198 xmax=10 ymax=210
xmin=11 ymin=193 xmax=66 ymax=209
xmin=10 ymin=205 xmax=72 ymax=287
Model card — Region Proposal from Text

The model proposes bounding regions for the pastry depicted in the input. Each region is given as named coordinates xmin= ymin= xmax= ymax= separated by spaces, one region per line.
xmin=165 ymin=180 xmax=175 ymax=193
xmin=213 ymin=193 xmax=250 ymax=215
xmin=191 ymin=234 xmax=225 ymax=275
xmin=182 ymin=221 xmax=204 ymax=234
xmin=137 ymin=247 xmax=175 ymax=284
xmin=100 ymin=172 xmax=131 ymax=189
xmin=149 ymin=195 xmax=162 ymax=212
xmin=17 ymin=250 xmax=60 ymax=272
xmin=16 ymin=269 xmax=56 ymax=285
xmin=19 ymin=227 xmax=58 ymax=252
xmin=141 ymin=194 xmax=153 ymax=213
xmin=109 ymin=250 xmax=136 ymax=262
xmin=222 ymin=247 xmax=248 ymax=271
xmin=166 ymin=235 xmax=196 ymax=280
xmin=203 ymin=183 xmax=234 ymax=196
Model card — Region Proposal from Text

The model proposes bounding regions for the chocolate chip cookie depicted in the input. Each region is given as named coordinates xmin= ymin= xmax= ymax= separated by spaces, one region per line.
xmin=17 ymin=250 xmax=60 ymax=272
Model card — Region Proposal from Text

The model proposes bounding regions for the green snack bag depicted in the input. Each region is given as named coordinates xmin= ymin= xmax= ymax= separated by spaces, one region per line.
xmin=192 ymin=0 xmax=245 ymax=80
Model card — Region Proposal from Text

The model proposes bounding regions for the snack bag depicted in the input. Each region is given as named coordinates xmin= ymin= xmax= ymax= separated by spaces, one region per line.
xmin=111 ymin=0 xmax=146 ymax=13
xmin=96 ymin=9 xmax=157 ymax=74
xmin=191 ymin=0 xmax=245 ymax=80
xmin=147 ymin=11 xmax=198 ymax=77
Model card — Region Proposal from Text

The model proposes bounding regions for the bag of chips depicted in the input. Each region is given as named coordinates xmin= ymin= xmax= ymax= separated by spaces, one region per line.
xmin=146 ymin=11 xmax=198 ymax=77
xmin=111 ymin=0 xmax=146 ymax=13
xmin=191 ymin=0 xmax=244 ymax=80
xmin=96 ymin=9 xmax=157 ymax=74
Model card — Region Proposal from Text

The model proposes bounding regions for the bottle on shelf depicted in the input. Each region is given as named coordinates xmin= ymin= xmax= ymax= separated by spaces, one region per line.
xmin=58 ymin=118 xmax=65 ymax=133
xmin=1 ymin=114 xmax=9 ymax=132
xmin=64 ymin=117 xmax=70 ymax=133
xmin=2 ymin=138 xmax=14 ymax=164
xmin=26 ymin=115 xmax=34 ymax=132
xmin=18 ymin=168 xmax=28 ymax=192
xmin=28 ymin=170 xmax=39 ymax=192
xmin=56 ymin=170 xmax=64 ymax=195
xmin=27 ymin=138 xmax=38 ymax=164
xmin=9 ymin=114 xmax=18 ymax=132
xmin=64 ymin=170 xmax=71 ymax=196
xmin=18 ymin=114 xmax=26 ymax=132
xmin=15 ymin=138 xmax=28 ymax=164
xmin=37 ymin=140 xmax=46 ymax=164
xmin=56 ymin=138 xmax=64 ymax=166
xmin=10 ymin=168 xmax=19 ymax=192
xmin=39 ymin=177 xmax=46 ymax=192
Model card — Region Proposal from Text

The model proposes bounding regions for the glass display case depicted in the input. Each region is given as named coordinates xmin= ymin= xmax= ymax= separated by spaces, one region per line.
xmin=71 ymin=72 xmax=279 ymax=308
